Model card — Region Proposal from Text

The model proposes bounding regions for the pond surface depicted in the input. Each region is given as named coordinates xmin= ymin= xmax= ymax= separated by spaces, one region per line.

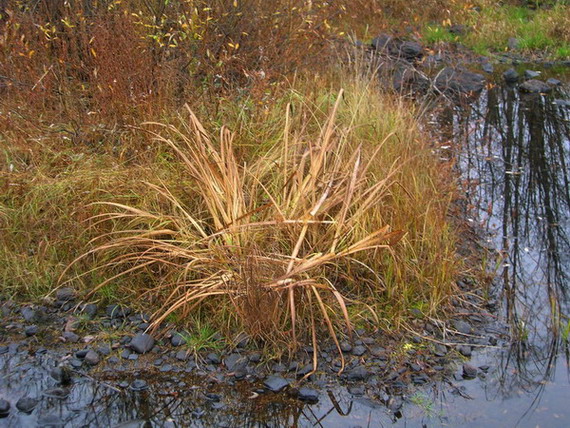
xmin=1 ymin=67 xmax=570 ymax=428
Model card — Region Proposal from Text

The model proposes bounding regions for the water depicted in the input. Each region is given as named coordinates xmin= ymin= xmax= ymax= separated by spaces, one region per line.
xmin=1 ymin=69 xmax=570 ymax=427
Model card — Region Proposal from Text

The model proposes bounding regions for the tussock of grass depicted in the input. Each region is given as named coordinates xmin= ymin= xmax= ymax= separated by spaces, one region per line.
xmin=61 ymin=73 xmax=458 ymax=361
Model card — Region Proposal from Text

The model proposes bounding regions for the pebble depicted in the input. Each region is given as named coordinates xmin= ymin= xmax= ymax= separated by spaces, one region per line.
xmin=457 ymin=345 xmax=472 ymax=357
xmin=16 ymin=396 xmax=38 ymax=413
xmin=106 ymin=304 xmax=131 ymax=319
xmin=62 ymin=332 xmax=80 ymax=343
xmin=170 ymin=333 xmax=185 ymax=347
xmin=130 ymin=333 xmax=155 ymax=354
xmin=129 ymin=379 xmax=148 ymax=391
xmin=463 ymin=363 xmax=478 ymax=379
xmin=346 ymin=365 xmax=370 ymax=381
xmin=84 ymin=350 xmax=100 ymax=365
xmin=264 ymin=375 xmax=290 ymax=392
xmin=24 ymin=325 xmax=38 ymax=336
xmin=297 ymin=387 xmax=319 ymax=403
xmin=55 ymin=287 xmax=75 ymax=302
xmin=0 ymin=399 xmax=10 ymax=416
xmin=340 ymin=341 xmax=352 ymax=353
xmin=206 ymin=353 xmax=221 ymax=364
xmin=352 ymin=345 xmax=366 ymax=356
xmin=453 ymin=320 xmax=472 ymax=335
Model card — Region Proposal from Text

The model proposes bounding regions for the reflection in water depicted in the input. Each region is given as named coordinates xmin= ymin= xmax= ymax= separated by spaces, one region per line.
xmin=439 ymin=76 xmax=570 ymax=425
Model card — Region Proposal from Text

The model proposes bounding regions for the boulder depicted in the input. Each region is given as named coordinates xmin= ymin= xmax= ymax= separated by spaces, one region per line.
xmin=435 ymin=67 xmax=485 ymax=94
xmin=520 ymin=79 xmax=551 ymax=93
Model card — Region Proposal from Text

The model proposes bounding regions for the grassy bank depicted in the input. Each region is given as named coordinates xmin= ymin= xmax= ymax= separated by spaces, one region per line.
xmin=1 ymin=1 xmax=464 ymax=355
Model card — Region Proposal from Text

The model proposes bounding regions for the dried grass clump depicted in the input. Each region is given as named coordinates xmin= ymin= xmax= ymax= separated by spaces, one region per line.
xmin=69 ymin=90 xmax=409 ymax=363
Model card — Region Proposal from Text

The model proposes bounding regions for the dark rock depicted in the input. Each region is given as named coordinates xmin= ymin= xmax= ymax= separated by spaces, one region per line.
xmin=272 ymin=363 xmax=286 ymax=373
xmin=70 ymin=358 xmax=82 ymax=368
xmin=520 ymin=79 xmax=552 ymax=93
xmin=453 ymin=320 xmax=472 ymax=334
xmin=206 ymin=352 xmax=221 ymax=364
xmin=482 ymin=63 xmax=494 ymax=74
xmin=546 ymin=78 xmax=562 ymax=86
xmin=159 ymin=364 xmax=172 ymax=372
xmin=398 ymin=41 xmax=423 ymax=61
xmin=16 ymin=396 xmax=38 ymax=413
xmin=121 ymin=350 xmax=131 ymax=359
xmin=76 ymin=349 xmax=89 ymax=359
xmin=129 ymin=379 xmax=148 ymax=391
xmin=50 ymin=367 xmax=72 ymax=385
xmin=503 ymin=68 xmax=519 ymax=83
xmin=175 ymin=350 xmax=188 ymax=361
xmin=463 ymin=363 xmax=478 ymax=379
xmin=55 ymin=287 xmax=75 ymax=302
xmin=24 ymin=325 xmax=38 ymax=336
xmin=21 ymin=307 xmax=37 ymax=322
xmin=340 ymin=341 xmax=352 ymax=353
xmin=524 ymin=70 xmax=541 ymax=79
xmin=170 ymin=332 xmax=185 ymax=347
xmin=264 ymin=375 xmax=290 ymax=392
xmin=0 ymin=346 xmax=7 ymax=354
xmin=435 ymin=67 xmax=485 ymax=94
xmin=37 ymin=414 xmax=65 ymax=427
xmin=348 ymin=385 xmax=365 ymax=396
xmin=0 ymin=399 xmax=10 ymax=416
xmin=457 ymin=345 xmax=472 ymax=357
xmin=297 ymin=387 xmax=319 ymax=403
xmin=346 ymin=365 xmax=370 ymax=381
xmin=297 ymin=364 xmax=314 ymax=377
xmin=106 ymin=304 xmax=131 ymax=319
xmin=225 ymin=353 xmax=247 ymax=372
xmin=392 ymin=64 xmax=430 ymax=93
xmin=434 ymin=344 xmax=447 ymax=357
xmin=62 ymin=331 xmax=80 ymax=343
xmin=352 ymin=345 xmax=366 ymax=356
xmin=130 ymin=333 xmax=155 ymax=354
xmin=84 ymin=350 xmax=100 ymax=365
xmin=371 ymin=34 xmax=395 ymax=52
xmin=82 ymin=303 xmax=98 ymax=318
xmin=249 ymin=352 xmax=261 ymax=363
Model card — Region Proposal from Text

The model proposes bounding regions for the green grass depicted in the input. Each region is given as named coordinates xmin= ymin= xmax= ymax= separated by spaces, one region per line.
xmin=422 ymin=25 xmax=460 ymax=44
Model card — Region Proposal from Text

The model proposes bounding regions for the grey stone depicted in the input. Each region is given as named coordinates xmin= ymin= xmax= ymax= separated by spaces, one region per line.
xmin=352 ymin=345 xmax=366 ymax=356
xmin=62 ymin=331 xmax=80 ymax=343
xmin=0 ymin=399 xmax=10 ymax=415
xmin=482 ymin=63 xmax=494 ymax=74
xmin=82 ymin=303 xmax=98 ymax=318
xmin=206 ymin=353 xmax=221 ymax=364
xmin=340 ymin=341 xmax=352 ymax=353
xmin=346 ymin=365 xmax=370 ymax=381
xmin=298 ymin=387 xmax=319 ymax=402
xmin=453 ymin=320 xmax=472 ymax=334
xmin=130 ymin=334 xmax=155 ymax=354
xmin=463 ymin=363 xmax=478 ymax=379
xmin=24 ymin=325 xmax=38 ymax=336
xmin=546 ymin=78 xmax=562 ymax=86
xmin=457 ymin=345 xmax=472 ymax=357
xmin=520 ymin=79 xmax=552 ymax=93
xmin=84 ymin=350 xmax=100 ymax=365
xmin=503 ymin=68 xmax=519 ymax=83
xmin=224 ymin=353 xmax=247 ymax=371
xmin=21 ymin=307 xmax=36 ymax=322
xmin=15 ymin=396 xmax=38 ymax=413
xmin=170 ymin=332 xmax=185 ymax=347
xmin=524 ymin=70 xmax=541 ymax=79
xmin=264 ymin=375 xmax=290 ymax=392
xmin=129 ymin=379 xmax=148 ymax=391
xmin=175 ymin=350 xmax=188 ymax=361
xmin=55 ymin=287 xmax=75 ymax=302
xmin=435 ymin=67 xmax=485 ymax=94
xmin=434 ymin=344 xmax=447 ymax=357
xmin=106 ymin=304 xmax=131 ymax=319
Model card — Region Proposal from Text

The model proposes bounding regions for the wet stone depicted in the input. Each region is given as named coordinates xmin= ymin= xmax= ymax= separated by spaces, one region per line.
xmin=0 ymin=346 xmax=7 ymax=354
xmin=524 ymin=70 xmax=541 ymax=79
xmin=0 ymin=399 xmax=10 ymax=416
xmin=348 ymin=385 xmax=365 ymax=396
xmin=175 ymin=350 xmax=188 ymax=361
xmin=16 ymin=396 xmax=38 ymax=413
xmin=130 ymin=333 xmax=155 ymax=354
xmin=62 ymin=332 xmax=80 ymax=343
xmin=453 ymin=320 xmax=472 ymax=334
xmin=482 ymin=63 xmax=494 ymax=74
xmin=463 ymin=363 xmax=478 ymax=379
xmin=225 ymin=353 xmax=247 ymax=371
xmin=70 ymin=358 xmax=83 ymax=368
xmin=346 ymin=365 xmax=370 ymax=381
xmin=24 ymin=325 xmax=38 ymax=336
xmin=130 ymin=379 xmax=148 ymax=391
xmin=21 ymin=307 xmax=37 ymax=322
xmin=435 ymin=67 xmax=485 ymax=94
xmin=84 ymin=350 xmax=100 ymax=365
xmin=520 ymin=79 xmax=552 ymax=94
xmin=457 ymin=345 xmax=472 ymax=357
xmin=264 ymin=375 xmax=290 ymax=392
xmin=81 ymin=303 xmax=98 ymax=318
xmin=43 ymin=387 xmax=69 ymax=399
xmin=340 ymin=341 xmax=352 ymax=353
xmin=55 ymin=287 xmax=75 ymax=303
xmin=297 ymin=387 xmax=319 ymax=403
xmin=170 ymin=332 xmax=185 ymax=347
xmin=128 ymin=354 xmax=139 ymax=361
xmin=206 ymin=353 xmax=221 ymax=364
xmin=388 ymin=396 xmax=403 ymax=412
xmin=352 ymin=345 xmax=366 ymax=356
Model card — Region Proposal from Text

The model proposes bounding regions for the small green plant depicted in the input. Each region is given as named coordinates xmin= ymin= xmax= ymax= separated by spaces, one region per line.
xmin=422 ymin=25 xmax=459 ymax=44
xmin=409 ymin=392 xmax=444 ymax=418
xmin=178 ymin=323 xmax=224 ymax=354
